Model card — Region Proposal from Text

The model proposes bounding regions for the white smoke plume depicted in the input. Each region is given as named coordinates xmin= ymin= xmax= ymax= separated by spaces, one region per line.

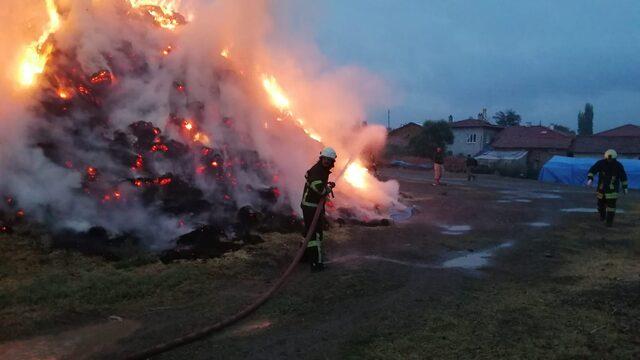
xmin=0 ymin=0 xmax=400 ymax=247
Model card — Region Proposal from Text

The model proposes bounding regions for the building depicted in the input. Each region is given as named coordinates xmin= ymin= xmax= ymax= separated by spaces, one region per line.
xmin=572 ymin=136 xmax=640 ymax=159
xmin=570 ymin=123 xmax=640 ymax=159
xmin=490 ymin=125 xmax=574 ymax=177
xmin=387 ymin=122 xmax=422 ymax=148
xmin=449 ymin=118 xmax=503 ymax=156
xmin=594 ymin=124 xmax=640 ymax=137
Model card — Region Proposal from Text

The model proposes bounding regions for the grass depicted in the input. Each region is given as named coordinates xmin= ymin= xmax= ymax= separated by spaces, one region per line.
xmin=0 ymin=228 xmax=302 ymax=341
xmin=339 ymin=202 xmax=640 ymax=359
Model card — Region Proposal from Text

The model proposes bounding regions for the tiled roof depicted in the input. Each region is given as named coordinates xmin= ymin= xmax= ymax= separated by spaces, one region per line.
xmin=572 ymin=136 xmax=640 ymax=154
xmin=594 ymin=124 xmax=640 ymax=137
xmin=450 ymin=118 xmax=503 ymax=129
xmin=491 ymin=126 xmax=573 ymax=149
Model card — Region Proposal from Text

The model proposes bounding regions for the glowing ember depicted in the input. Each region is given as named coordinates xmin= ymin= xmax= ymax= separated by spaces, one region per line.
xmin=344 ymin=162 xmax=369 ymax=189
xmin=132 ymin=154 xmax=144 ymax=170
xmin=90 ymin=70 xmax=113 ymax=85
xmin=86 ymin=166 xmax=98 ymax=181
xmin=57 ymin=88 xmax=73 ymax=99
xmin=18 ymin=0 xmax=61 ymax=87
xmin=220 ymin=48 xmax=230 ymax=58
xmin=193 ymin=132 xmax=210 ymax=145
xmin=162 ymin=45 xmax=173 ymax=55
xmin=183 ymin=120 xmax=193 ymax=131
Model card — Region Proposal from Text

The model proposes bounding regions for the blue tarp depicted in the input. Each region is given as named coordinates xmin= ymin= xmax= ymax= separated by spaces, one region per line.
xmin=539 ymin=156 xmax=640 ymax=190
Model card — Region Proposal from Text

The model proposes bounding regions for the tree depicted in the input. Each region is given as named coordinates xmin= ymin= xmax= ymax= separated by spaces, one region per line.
xmin=493 ymin=109 xmax=521 ymax=127
xmin=409 ymin=120 xmax=454 ymax=157
xmin=577 ymin=103 xmax=594 ymax=135
xmin=551 ymin=124 xmax=575 ymax=135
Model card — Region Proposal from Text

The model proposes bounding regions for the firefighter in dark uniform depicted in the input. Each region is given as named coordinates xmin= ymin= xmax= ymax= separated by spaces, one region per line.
xmin=587 ymin=149 xmax=629 ymax=227
xmin=301 ymin=147 xmax=337 ymax=272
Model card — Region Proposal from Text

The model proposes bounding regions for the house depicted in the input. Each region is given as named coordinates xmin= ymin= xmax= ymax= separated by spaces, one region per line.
xmin=570 ymin=123 xmax=640 ymax=159
xmin=387 ymin=122 xmax=422 ymax=148
xmin=449 ymin=118 xmax=503 ymax=156
xmin=572 ymin=136 xmax=640 ymax=159
xmin=490 ymin=125 xmax=574 ymax=177
xmin=594 ymin=124 xmax=640 ymax=137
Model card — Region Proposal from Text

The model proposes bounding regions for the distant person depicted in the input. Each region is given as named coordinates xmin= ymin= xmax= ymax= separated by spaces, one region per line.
xmin=466 ymin=154 xmax=478 ymax=181
xmin=586 ymin=149 xmax=628 ymax=227
xmin=300 ymin=147 xmax=336 ymax=271
xmin=433 ymin=147 xmax=444 ymax=186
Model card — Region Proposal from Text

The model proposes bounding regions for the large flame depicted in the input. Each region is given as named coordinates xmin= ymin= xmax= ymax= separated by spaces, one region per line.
xmin=343 ymin=162 xmax=369 ymax=189
xmin=261 ymin=74 xmax=323 ymax=143
xmin=18 ymin=0 xmax=60 ymax=87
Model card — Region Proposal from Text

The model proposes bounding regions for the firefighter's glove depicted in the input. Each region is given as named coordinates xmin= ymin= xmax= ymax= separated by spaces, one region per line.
xmin=586 ymin=179 xmax=593 ymax=187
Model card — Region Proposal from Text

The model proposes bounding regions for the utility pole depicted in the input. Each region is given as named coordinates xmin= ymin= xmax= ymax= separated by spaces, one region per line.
xmin=387 ymin=109 xmax=391 ymax=131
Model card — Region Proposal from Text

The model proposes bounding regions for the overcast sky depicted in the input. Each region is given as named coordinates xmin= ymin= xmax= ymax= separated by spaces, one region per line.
xmin=276 ymin=0 xmax=640 ymax=132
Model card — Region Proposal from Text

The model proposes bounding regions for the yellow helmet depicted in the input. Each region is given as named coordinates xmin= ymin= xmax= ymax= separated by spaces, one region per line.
xmin=604 ymin=149 xmax=617 ymax=159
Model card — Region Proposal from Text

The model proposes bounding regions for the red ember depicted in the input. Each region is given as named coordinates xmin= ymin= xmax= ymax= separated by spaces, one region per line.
xmin=90 ymin=70 xmax=113 ymax=85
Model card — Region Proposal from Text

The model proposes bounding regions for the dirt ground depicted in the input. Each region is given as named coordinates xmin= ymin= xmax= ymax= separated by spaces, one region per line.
xmin=1 ymin=168 xmax=639 ymax=359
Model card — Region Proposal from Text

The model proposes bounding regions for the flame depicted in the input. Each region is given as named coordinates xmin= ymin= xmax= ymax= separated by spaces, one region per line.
xmin=344 ymin=162 xmax=369 ymax=189
xmin=220 ymin=48 xmax=230 ymax=58
xmin=18 ymin=0 xmax=61 ymax=87
xmin=183 ymin=120 xmax=193 ymax=130
xmin=128 ymin=0 xmax=184 ymax=30
xmin=57 ymin=87 xmax=73 ymax=99
xmin=261 ymin=74 xmax=322 ymax=142
xmin=262 ymin=75 xmax=291 ymax=113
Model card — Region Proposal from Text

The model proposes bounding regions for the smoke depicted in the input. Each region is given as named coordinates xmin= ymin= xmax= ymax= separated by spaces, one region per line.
xmin=0 ymin=0 xmax=400 ymax=247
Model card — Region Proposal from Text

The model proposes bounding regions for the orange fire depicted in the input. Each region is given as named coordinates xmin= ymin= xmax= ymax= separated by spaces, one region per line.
xmin=128 ymin=0 xmax=184 ymax=30
xmin=18 ymin=0 xmax=61 ymax=87
xmin=343 ymin=162 xmax=369 ymax=189
xmin=261 ymin=74 xmax=322 ymax=143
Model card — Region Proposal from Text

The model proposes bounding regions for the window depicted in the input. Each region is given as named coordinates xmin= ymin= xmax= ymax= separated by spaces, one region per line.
xmin=466 ymin=133 xmax=477 ymax=143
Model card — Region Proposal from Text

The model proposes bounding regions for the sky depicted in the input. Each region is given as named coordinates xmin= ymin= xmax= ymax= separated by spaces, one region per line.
xmin=275 ymin=0 xmax=640 ymax=132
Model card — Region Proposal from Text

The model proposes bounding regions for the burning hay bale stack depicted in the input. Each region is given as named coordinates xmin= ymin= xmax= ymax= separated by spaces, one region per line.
xmin=1 ymin=0 xmax=401 ymax=259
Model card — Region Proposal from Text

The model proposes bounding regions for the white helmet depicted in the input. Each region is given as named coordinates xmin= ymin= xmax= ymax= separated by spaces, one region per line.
xmin=604 ymin=149 xmax=617 ymax=159
xmin=320 ymin=147 xmax=337 ymax=160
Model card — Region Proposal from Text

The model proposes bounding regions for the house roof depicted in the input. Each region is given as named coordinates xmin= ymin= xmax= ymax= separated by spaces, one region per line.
xmin=387 ymin=122 xmax=422 ymax=147
xmin=594 ymin=124 xmax=640 ymax=137
xmin=491 ymin=126 xmax=574 ymax=150
xmin=572 ymin=136 xmax=640 ymax=155
xmin=450 ymin=118 xmax=503 ymax=129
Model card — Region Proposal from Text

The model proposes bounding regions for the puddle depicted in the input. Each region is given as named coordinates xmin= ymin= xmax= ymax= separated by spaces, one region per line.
xmin=390 ymin=206 xmax=415 ymax=222
xmin=498 ymin=190 xmax=562 ymax=201
xmin=441 ymin=242 xmax=514 ymax=270
xmin=527 ymin=222 xmax=550 ymax=227
xmin=330 ymin=241 xmax=514 ymax=271
xmin=561 ymin=208 xmax=626 ymax=214
xmin=513 ymin=199 xmax=532 ymax=203
xmin=496 ymin=200 xmax=512 ymax=203
xmin=440 ymin=225 xmax=471 ymax=235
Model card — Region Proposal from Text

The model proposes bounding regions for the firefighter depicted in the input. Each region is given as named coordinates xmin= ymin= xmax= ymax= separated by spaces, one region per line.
xmin=587 ymin=149 xmax=628 ymax=227
xmin=301 ymin=147 xmax=336 ymax=272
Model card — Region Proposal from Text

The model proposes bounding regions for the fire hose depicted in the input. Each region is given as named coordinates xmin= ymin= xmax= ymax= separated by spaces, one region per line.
xmin=124 ymin=196 xmax=328 ymax=360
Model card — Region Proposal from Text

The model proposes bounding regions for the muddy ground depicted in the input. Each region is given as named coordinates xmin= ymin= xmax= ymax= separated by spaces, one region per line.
xmin=1 ymin=168 xmax=639 ymax=359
